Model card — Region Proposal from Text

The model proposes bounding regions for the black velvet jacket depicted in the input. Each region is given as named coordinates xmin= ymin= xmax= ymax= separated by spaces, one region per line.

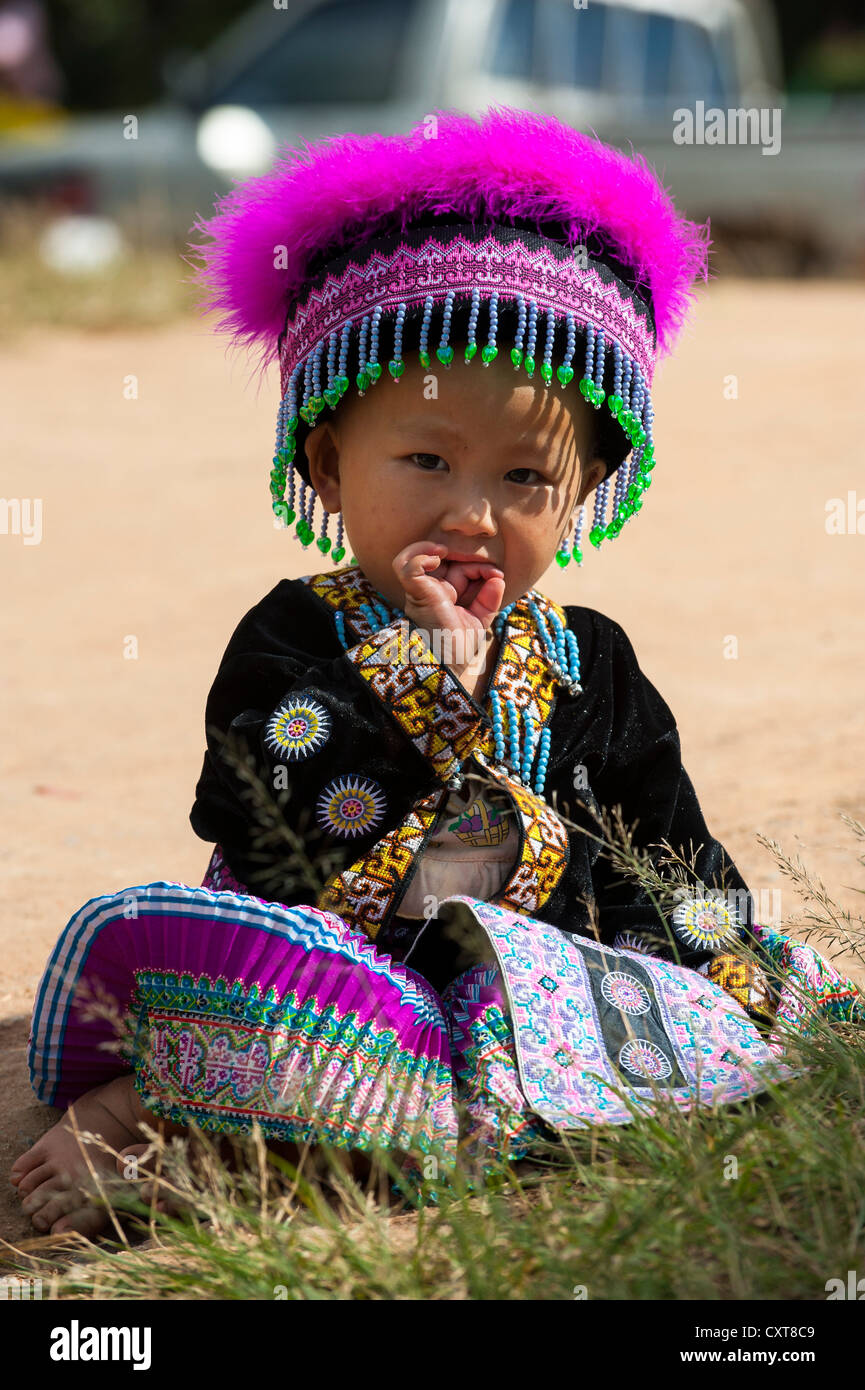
xmin=190 ymin=564 xmax=756 ymax=973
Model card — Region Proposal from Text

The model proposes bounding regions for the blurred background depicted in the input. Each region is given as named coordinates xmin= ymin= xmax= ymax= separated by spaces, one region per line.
xmin=0 ymin=0 xmax=863 ymax=329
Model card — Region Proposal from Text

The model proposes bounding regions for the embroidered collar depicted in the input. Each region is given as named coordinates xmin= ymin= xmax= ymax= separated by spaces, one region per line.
xmin=302 ymin=563 xmax=580 ymax=715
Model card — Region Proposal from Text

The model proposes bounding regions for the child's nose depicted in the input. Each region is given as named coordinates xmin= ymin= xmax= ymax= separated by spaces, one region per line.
xmin=439 ymin=492 xmax=496 ymax=532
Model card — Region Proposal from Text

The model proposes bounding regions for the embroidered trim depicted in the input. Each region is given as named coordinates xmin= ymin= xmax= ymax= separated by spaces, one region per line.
xmin=347 ymin=621 xmax=484 ymax=784
xmin=317 ymin=789 xmax=446 ymax=938
xmin=279 ymin=229 xmax=656 ymax=393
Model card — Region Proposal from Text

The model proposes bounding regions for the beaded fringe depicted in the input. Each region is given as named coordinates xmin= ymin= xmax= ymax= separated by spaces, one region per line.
xmin=271 ymin=293 xmax=657 ymax=567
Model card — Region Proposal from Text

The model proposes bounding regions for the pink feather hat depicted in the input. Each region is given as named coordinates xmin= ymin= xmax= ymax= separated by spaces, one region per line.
xmin=186 ymin=105 xmax=711 ymax=567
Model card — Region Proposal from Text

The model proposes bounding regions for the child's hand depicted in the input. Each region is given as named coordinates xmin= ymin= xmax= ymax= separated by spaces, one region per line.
xmin=394 ymin=542 xmax=505 ymax=671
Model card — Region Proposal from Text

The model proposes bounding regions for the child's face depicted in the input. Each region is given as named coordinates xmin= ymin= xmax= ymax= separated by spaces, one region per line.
xmin=305 ymin=354 xmax=606 ymax=612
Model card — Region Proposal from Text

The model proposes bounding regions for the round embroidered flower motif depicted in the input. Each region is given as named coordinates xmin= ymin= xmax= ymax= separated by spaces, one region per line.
xmin=601 ymin=970 xmax=651 ymax=1016
xmin=316 ymin=775 xmax=386 ymax=839
xmin=671 ymin=894 xmax=740 ymax=951
xmin=613 ymin=930 xmax=664 ymax=958
xmin=618 ymin=1038 xmax=673 ymax=1080
xmin=264 ymin=695 xmax=331 ymax=761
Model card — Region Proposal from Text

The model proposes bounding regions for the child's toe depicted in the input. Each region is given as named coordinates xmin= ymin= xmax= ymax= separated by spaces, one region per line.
xmin=14 ymin=1162 xmax=58 ymax=1198
xmin=26 ymin=1185 xmax=80 ymax=1231
xmin=52 ymin=1205 xmax=110 ymax=1238
xmin=10 ymin=1141 xmax=48 ymax=1180
xmin=21 ymin=1171 xmax=72 ymax=1215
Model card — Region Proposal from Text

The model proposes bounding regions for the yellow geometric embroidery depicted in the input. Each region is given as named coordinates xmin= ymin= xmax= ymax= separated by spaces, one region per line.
xmin=302 ymin=566 xmax=573 ymax=938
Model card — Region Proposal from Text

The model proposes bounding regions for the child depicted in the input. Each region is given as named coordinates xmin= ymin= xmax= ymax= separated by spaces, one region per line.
xmin=13 ymin=107 xmax=861 ymax=1236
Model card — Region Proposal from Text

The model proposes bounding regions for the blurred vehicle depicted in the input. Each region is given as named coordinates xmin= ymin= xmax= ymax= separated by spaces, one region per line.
xmin=0 ymin=0 xmax=862 ymax=268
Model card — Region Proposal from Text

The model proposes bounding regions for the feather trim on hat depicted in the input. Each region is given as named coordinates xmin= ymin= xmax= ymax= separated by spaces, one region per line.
xmin=185 ymin=104 xmax=710 ymax=388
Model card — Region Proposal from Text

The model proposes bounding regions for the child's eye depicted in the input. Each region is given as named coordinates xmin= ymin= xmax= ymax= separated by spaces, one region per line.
xmin=507 ymin=467 xmax=545 ymax=485
xmin=408 ymin=452 xmax=446 ymax=470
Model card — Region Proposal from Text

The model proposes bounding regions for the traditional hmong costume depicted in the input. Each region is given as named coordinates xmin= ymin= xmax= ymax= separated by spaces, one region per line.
xmin=29 ymin=109 xmax=862 ymax=1184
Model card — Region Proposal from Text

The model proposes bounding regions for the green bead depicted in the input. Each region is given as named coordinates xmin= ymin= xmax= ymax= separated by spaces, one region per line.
xmin=388 ymin=359 xmax=405 ymax=379
xmin=589 ymin=526 xmax=603 ymax=548
xmin=349 ymin=554 xmax=357 ymax=565
xmin=332 ymin=545 xmax=345 ymax=563
xmin=337 ymin=375 xmax=350 ymax=395
xmin=608 ymin=394 xmax=622 ymax=417
xmin=644 ymin=457 xmax=656 ymax=471
xmin=556 ymin=364 xmax=574 ymax=386
xmin=635 ymin=428 xmax=646 ymax=446
xmin=436 ymin=345 xmax=454 ymax=367
xmin=579 ymin=377 xmax=592 ymax=398
xmin=633 ymin=498 xmax=642 ymax=511
xmin=481 ymin=345 xmax=498 ymax=364
xmin=593 ymin=387 xmax=606 ymax=408
xmin=555 ymin=548 xmax=571 ymax=568
xmin=272 ymin=502 xmax=290 ymax=524
xmin=643 ymin=445 xmax=654 ymax=463
xmin=285 ymin=416 xmax=298 ymax=435
xmin=316 ymin=536 xmax=331 ymax=554
xmin=419 ymin=349 xmax=431 ymax=369
xmin=368 ymin=362 xmax=382 ymax=382
xmin=285 ymin=507 xmax=296 ymax=525
xmin=524 ymin=354 xmax=535 ymax=377
xmin=323 ymin=388 xmax=340 ymax=408
xmin=356 ymin=369 xmax=371 ymax=392
xmin=540 ymin=362 xmax=552 ymax=384
xmin=511 ymin=347 xmax=524 ymax=369
xmin=627 ymin=485 xmax=637 ymax=501
xmin=464 ymin=342 xmax=478 ymax=363
xmin=574 ymin=548 xmax=582 ymax=566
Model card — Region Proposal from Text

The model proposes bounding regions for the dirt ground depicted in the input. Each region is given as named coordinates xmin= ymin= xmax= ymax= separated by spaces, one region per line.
xmin=2 ymin=279 xmax=864 ymax=1243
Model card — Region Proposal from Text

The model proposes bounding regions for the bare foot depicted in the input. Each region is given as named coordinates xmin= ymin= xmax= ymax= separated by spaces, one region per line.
xmin=9 ymin=1074 xmax=182 ymax=1236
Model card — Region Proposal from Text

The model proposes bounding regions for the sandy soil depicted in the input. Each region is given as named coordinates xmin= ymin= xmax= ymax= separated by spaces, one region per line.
xmin=2 ymin=280 xmax=864 ymax=1243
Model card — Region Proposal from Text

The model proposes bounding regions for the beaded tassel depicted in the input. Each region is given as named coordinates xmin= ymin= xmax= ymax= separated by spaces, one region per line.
xmin=573 ymin=503 xmax=586 ymax=566
xmin=464 ymin=288 xmax=480 ymax=364
xmin=389 ymin=301 xmax=407 ymax=379
xmin=418 ymin=295 xmax=434 ymax=368
xmin=332 ymin=511 xmax=346 ymax=564
xmin=592 ymin=328 xmax=606 ymax=405
xmin=540 ymin=307 xmax=555 ymax=386
xmin=437 ymin=290 xmax=456 ymax=366
xmin=481 ymin=291 xmax=498 ymax=364
xmin=512 ymin=294 xmax=527 ymax=369
xmin=524 ymin=299 xmax=538 ymax=378
xmin=527 ymin=599 xmax=582 ymax=694
xmin=337 ymin=321 xmax=351 ymax=397
xmin=324 ymin=329 xmax=339 ymax=407
xmin=316 ymin=499 xmax=331 ymax=556
xmin=356 ymin=315 xmax=371 ymax=394
xmin=489 ymin=690 xmax=554 ymax=796
xmin=558 ymin=311 xmax=576 ymax=387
